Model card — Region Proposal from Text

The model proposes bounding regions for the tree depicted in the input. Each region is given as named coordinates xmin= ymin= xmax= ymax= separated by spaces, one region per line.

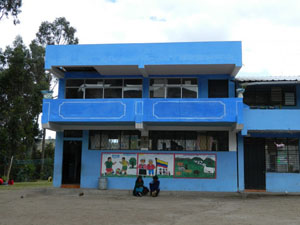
xmin=0 ymin=0 xmax=22 ymax=24
xmin=36 ymin=17 xmax=79 ymax=46
xmin=0 ymin=36 xmax=47 ymax=177
xmin=129 ymin=158 xmax=137 ymax=168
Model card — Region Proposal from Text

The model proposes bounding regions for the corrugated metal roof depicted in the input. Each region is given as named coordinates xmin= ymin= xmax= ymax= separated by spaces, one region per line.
xmin=236 ymin=74 xmax=300 ymax=82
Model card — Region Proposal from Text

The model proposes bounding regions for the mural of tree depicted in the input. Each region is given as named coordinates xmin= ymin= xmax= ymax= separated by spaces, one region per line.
xmin=129 ymin=157 xmax=136 ymax=168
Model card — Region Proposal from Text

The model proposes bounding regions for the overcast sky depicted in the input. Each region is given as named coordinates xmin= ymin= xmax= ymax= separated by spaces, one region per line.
xmin=1 ymin=0 xmax=300 ymax=138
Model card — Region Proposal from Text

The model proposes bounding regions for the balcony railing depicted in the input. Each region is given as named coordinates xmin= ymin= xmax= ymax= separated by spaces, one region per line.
xmin=42 ymin=98 xmax=243 ymax=125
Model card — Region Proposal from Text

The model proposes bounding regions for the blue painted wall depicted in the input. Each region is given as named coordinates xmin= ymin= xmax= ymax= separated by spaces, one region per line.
xmin=45 ymin=42 xmax=242 ymax=69
xmin=243 ymin=108 xmax=300 ymax=133
xmin=266 ymin=173 xmax=300 ymax=192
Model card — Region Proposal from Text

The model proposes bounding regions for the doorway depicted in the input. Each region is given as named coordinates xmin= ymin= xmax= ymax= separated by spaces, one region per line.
xmin=62 ymin=140 xmax=82 ymax=185
xmin=244 ymin=137 xmax=266 ymax=190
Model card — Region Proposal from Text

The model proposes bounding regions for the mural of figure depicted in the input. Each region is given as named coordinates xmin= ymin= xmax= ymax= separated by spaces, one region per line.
xmin=119 ymin=157 xmax=129 ymax=175
xmin=105 ymin=157 xmax=116 ymax=175
xmin=138 ymin=159 xmax=147 ymax=175
xmin=147 ymin=159 xmax=155 ymax=176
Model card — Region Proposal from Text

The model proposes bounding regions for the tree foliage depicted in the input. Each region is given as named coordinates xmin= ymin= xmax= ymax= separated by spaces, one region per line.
xmin=0 ymin=17 xmax=79 ymax=178
xmin=0 ymin=0 xmax=22 ymax=24
xmin=36 ymin=17 xmax=79 ymax=46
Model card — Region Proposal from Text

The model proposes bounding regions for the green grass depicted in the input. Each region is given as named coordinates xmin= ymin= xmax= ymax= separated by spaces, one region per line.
xmin=0 ymin=180 xmax=52 ymax=190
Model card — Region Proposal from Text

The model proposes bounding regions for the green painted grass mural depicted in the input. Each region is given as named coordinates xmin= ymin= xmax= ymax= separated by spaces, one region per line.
xmin=174 ymin=154 xmax=216 ymax=178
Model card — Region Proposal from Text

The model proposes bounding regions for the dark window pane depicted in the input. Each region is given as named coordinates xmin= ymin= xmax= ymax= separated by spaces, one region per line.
xmin=124 ymin=79 xmax=142 ymax=86
xmin=182 ymin=86 xmax=197 ymax=98
xmin=105 ymin=79 xmax=122 ymax=87
xmin=101 ymin=131 xmax=120 ymax=150
xmin=124 ymin=88 xmax=142 ymax=98
xmin=167 ymin=78 xmax=181 ymax=85
xmin=104 ymin=88 xmax=122 ymax=98
xmin=183 ymin=78 xmax=197 ymax=85
xmin=66 ymin=88 xmax=83 ymax=99
xmin=207 ymin=131 xmax=228 ymax=151
xmin=85 ymin=88 xmax=103 ymax=98
xmin=150 ymin=79 xmax=165 ymax=86
xmin=85 ymin=79 xmax=103 ymax=85
xmin=64 ymin=130 xmax=83 ymax=138
xmin=208 ymin=80 xmax=228 ymax=98
xmin=167 ymin=87 xmax=181 ymax=98
xmin=66 ymin=79 xmax=84 ymax=87
xmin=89 ymin=131 xmax=101 ymax=149
xmin=150 ymin=87 xmax=165 ymax=98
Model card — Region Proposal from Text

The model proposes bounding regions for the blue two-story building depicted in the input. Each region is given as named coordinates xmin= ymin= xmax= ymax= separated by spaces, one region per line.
xmin=42 ymin=41 xmax=300 ymax=192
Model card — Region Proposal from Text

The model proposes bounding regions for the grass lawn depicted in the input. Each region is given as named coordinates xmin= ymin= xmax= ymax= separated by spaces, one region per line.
xmin=0 ymin=180 xmax=52 ymax=190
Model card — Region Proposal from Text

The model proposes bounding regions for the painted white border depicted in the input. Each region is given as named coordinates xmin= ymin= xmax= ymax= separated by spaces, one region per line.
xmin=153 ymin=101 xmax=226 ymax=120
xmin=58 ymin=101 xmax=126 ymax=120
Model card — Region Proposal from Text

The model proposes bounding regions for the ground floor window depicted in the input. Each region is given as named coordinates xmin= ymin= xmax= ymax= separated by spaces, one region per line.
xmin=89 ymin=130 xmax=140 ymax=150
xmin=149 ymin=131 xmax=228 ymax=151
xmin=265 ymin=138 xmax=299 ymax=173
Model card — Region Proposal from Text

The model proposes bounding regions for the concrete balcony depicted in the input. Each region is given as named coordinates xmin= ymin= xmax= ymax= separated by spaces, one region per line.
xmin=42 ymin=98 xmax=244 ymax=130
xmin=243 ymin=108 xmax=300 ymax=134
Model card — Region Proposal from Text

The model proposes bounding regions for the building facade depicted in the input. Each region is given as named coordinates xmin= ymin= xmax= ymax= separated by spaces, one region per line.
xmin=42 ymin=41 xmax=300 ymax=192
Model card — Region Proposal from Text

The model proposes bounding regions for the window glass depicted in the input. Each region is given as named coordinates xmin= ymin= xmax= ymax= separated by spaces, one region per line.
xmin=104 ymin=88 xmax=122 ymax=98
xmin=66 ymin=79 xmax=84 ymax=87
xmin=167 ymin=78 xmax=181 ymax=85
xmin=105 ymin=79 xmax=123 ymax=87
xmin=89 ymin=130 xmax=140 ymax=150
xmin=150 ymin=86 xmax=165 ymax=98
xmin=182 ymin=78 xmax=197 ymax=85
xmin=167 ymin=87 xmax=181 ymax=98
xmin=123 ymin=88 xmax=142 ymax=98
xmin=64 ymin=130 xmax=83 ymax=138
xmin=182 ymin=86 xmax=197 ymax=98
xmin=149 ymin=131 xmax=228 ymax=151
xmin=65 ymin=88 xmax=83 ymax=99
xmin=85 ymin=88 xmax=103 ymax=98
xmin=124 ymin=79 xmax=142 ymax=86
xmin=208 ymin=80 xmax=228 ymax=98
xmin=85 ymin=79 xmax=103 ymax=85
xmin=265 ymin=138 xmax=299 ymax=173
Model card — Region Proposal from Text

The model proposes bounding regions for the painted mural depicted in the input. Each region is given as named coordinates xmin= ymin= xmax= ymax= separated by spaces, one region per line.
xmin=174 ymin=154 xmax=216 ymax=178
xmin=101 ymin=153 xmax=216 ymax=179
xmin=137 ymin=153 xmax=174 ymax=178
xmin=101 ymin=153 xmax=137 ymax=177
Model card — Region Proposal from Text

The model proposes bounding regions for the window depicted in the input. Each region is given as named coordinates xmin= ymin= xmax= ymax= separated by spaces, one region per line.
xmin=65 ymin=79 xmax=142 ymax=99
xmin=150 ymin=78 xmax=198 ymax=98
xmin=149 ymin=131 xmax=228 ymax=151
xmin=64 ymin=130 xmax=83 ymax=138
xmin=208 ymin=80 xmax=228 ymax=98
xmin=89 ymin=130 xmax=140 ymax=150
xmin=265 ymin=138 xmax=299 ymax=173
xmin=244 ymin=85 xmax=296 ymax=108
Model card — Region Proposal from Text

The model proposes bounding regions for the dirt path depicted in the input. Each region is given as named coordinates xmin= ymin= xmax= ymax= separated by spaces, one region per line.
xmin=0 ymin=188 xmax=300 ymax=225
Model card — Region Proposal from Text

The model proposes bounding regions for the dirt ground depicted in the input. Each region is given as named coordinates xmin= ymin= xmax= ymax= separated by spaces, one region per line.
xmin=1 ymin=188 xmax=300 ymax=225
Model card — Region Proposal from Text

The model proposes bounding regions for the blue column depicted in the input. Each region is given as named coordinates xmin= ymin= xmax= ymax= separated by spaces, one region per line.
xmin=229 ymin=80 xmax=235 ymax=98
xmin=53 ymin=131 xmax=63 ymax=187
xmin=199 ymin=78 xmax=208 ymax=98
xmin=58 ymin=78 xmax=65 ymax=99
xmin=237 ymin=133 xmax=244 ymax=191
xmin=143 ymin=78 xmax=149 ymax=98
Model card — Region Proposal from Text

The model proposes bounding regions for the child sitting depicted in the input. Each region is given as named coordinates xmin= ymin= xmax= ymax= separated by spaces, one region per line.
xmin=149 ymin=175 xmax=160 ymax=197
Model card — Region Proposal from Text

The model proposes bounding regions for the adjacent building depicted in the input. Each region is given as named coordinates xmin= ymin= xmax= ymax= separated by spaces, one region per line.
xmin=42 ymin=41 xmax=300 ymax=192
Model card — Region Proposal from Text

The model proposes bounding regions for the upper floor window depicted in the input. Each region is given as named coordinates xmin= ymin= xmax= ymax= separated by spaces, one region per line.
xmin=150 ymin=78 xmax=198 ymax=98
xmin=65 ymin=79 xmax=142 ymax=99
xmin=244 ymin=85 xmax=296 ymax=108
xmin=208 ymin=80 xmax=228 ymax=98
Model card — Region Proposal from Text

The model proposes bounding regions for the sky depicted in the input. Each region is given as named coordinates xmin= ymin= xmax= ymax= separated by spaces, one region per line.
xmin=1 ymin=0 xmax=300 ymax=138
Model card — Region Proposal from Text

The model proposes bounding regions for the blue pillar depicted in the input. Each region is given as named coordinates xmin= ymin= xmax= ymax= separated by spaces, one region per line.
xmin=199 ymin=78 xmax=208 ymax=98
xmin=229 ymin=80 xmax=235 ymax=98
xmin=237 ymin=133 xmax=244 ymax=191
xmin=53 ymin=131 xmax=63 ymax=187
xmin=143 ymin=78 xmax=149 ymax=98
xmin=58 ymin=79 xmax=65 ymax=99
